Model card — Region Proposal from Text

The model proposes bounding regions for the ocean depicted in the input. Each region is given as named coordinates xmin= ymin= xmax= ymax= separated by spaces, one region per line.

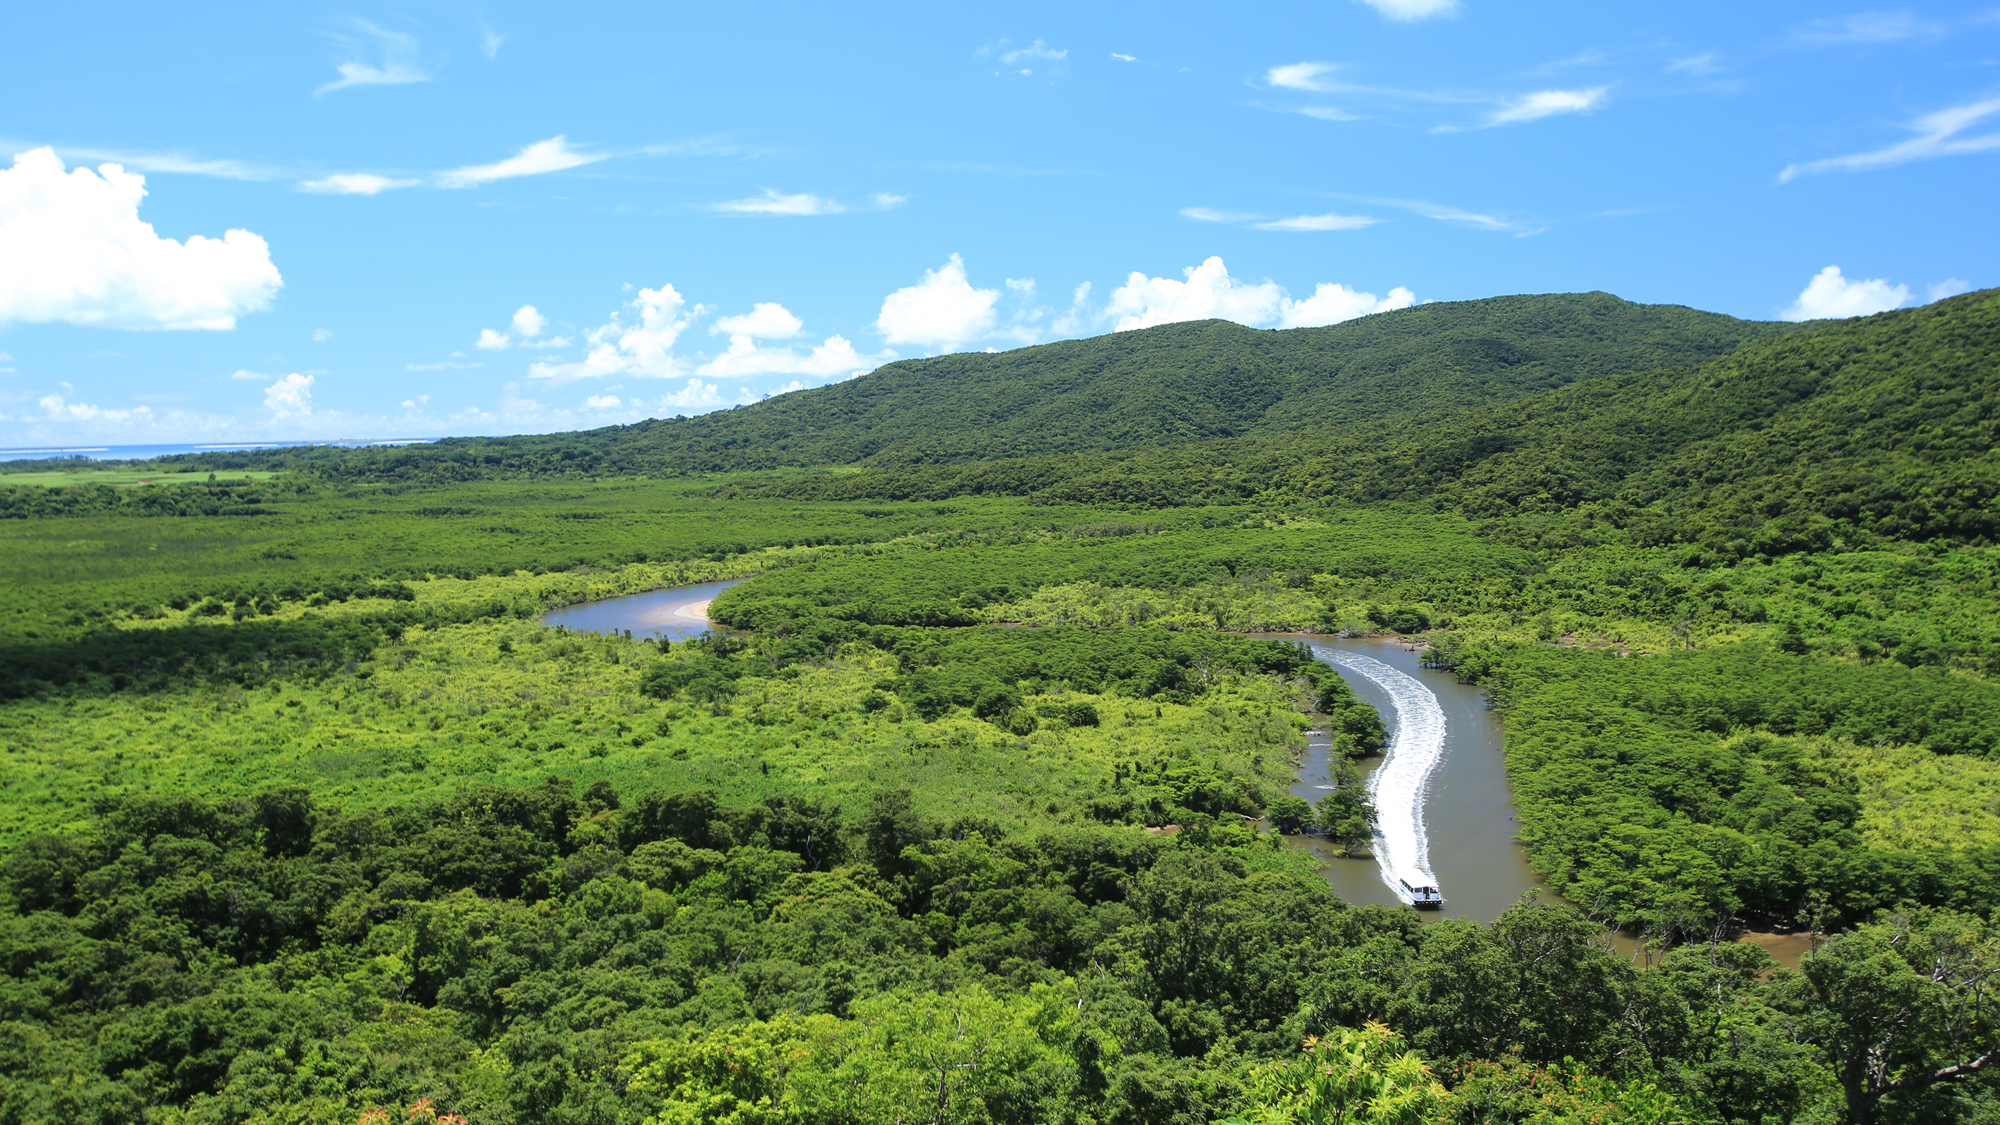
xmin=0 ymin=439 xmax=436 ymax=463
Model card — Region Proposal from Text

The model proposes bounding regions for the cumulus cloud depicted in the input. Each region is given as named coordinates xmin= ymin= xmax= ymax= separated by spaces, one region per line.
xmin=1486 ymin=87 xmax=1607 ymax=126
xmin=1356 ymin=0 xmax=1461 ymax=19
xmin=511 ymin=305 xmax=546 ymax=337
xmin=1001 ymin=40 xmax=1067 ymax=65
xmin=713 ymin=302 xmax=803 ymax=339
xmin=876 ymin=254 xmax=1002 ymax=349
xmin=1280 ymin=282 xmax=1418 ymax=327
xmin=583 ymin=394 xmax=622 ymax=410
xmin=438 ymin=136 xmax=601 ymax=188
xmin=529 ymin=284 xmax=699 ymax=382
xmin=316 ymin=21 xmax=430 ymax=96
xmin=1779 ymin=98 xmax=2000 ymax=182
xmin=475 ymin=328 xmax=510 ymax=350
xmin=1782 ymin=265 xmax=1910 ymax=321
xmin=300 ymin=172 xmax=420 ymax=195
xmin=699 ymin=334 xmax=884 ymax=379
xmin=0 ymin=147 xmax=282 ymax=330
xmin=264 ymin=373 xmax=315 ymax=419
xmin=1929 ymin=278 xmax=1972 ymax=301
xmin=1268 ymin=62 xmax=1339 ymax=91
xmin=1254 ymin=212 xmax=1381 ymax=232
xmin=39 ymin=393 xmax=152 ymax=422
xmin=1104 ymin=257 xmax=1414 ymax=331
xmin=712 ymin=189 xmax=846 ymax=215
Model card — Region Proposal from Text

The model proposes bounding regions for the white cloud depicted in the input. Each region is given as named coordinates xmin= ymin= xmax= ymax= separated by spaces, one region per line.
xmin=264 ymin=373 xmax=315 ymax=419
xmin=1356 ymin=195 xmax=1541 ymax=235
xmin=1181 ymin=207 xmax=1265 ymax=223
xmin=1486 ymin=87 xmax=1607 ymax=126
xmin=481 ymin=26 xmax=506 ymax=59
xmin=1666 ymin=52 xmax=1722 ymax=76
xmin=876 ymin=254 xmax=1002 ymax=349
xmin=1253 ymin=212 xmax=1381 ymax=232
xmin=39 ymin=393 xmax=151 ymax=422
xmin=1268 ymin=62 xmax=1339 ymax=92
xmin=476 ymin=328 xmax=510 ymax=350
xmin=227 ymin=368 xmax=270 ymax=381
xmin=511 ymin=305 xmax=546 ymax=337
xmin=406 ymin=359 xmax=479 ymax=371
xmin=438 ymin=136 xmax=601 ymax=188
xmin=401 ymin=394 xmax=430 ymax=408
xmin=1001 ymin=40 xmax=1067 ymax=65
xmin=584 ymin=394 xmax=623 ymax=409
xmin=56 ymin=148 xmax=277 ymax=181
xmin=530 ymin=284 xmax=699 ymax=381
xmin=1279 ymin=282 xmax=1418 ymax=327
xmin=1105 ymin=256 xmax=1414 ymax=331
xmin=300 ymin=172 xmax=420 ymax=195
xmin=316 ymin=21 xmax=430 ymax=96
xmin=1112 ymin=53 xmax=1138 ymax=62
xmin=1299 ymin=106 xmax=1360 ymax=121
xmin=1781 ymin=265 xmax=1910 ymax=321
xmin=698 ymin=333 xmax=886 ymax=379
xmin=873 ymin=193 xmax=909 ymax=209
xmin=312 ymin=328 xmax=333 ymax=342
xmin=713 ymin=302 xmax=804 ymax=339
xmin=0 ymin=147 xmax=282 ymax=330
xmin=1929 ymin=278 xmax=1972 ymax=301
xmin=1356 ymin=0 xmax=1461 ymax=19
xmin=712 ymin=189 xmax=846 ymax=215
xmin=1795 ymin=10 xmax=1944 ymax=45
xmin=1779 ymin=98 xmax=2000 ymax=182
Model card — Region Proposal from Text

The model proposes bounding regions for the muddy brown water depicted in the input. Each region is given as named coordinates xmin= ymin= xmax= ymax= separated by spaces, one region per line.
xmin=1263 ymin=635 xmax=1545 ymax=923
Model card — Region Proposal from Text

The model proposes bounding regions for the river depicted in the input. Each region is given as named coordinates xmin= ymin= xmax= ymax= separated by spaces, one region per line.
xmin=540 ymin=578 xmax=743 ymax=643
xmin=543 ymin=584 xmax=1545 ymax=922
xmin=1270 ymin=636 xmax=1543 ymax=923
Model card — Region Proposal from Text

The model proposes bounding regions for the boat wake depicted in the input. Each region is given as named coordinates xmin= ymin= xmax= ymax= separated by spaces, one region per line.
xmin=1315 ymin=649 xmax=1448 ymax=905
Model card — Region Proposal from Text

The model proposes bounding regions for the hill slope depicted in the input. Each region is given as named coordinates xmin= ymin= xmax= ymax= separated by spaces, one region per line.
xmin=160 ymin=292 xmax=1786 ymax=481
xmin=744 ymin=288 xmax=2000 ymax=552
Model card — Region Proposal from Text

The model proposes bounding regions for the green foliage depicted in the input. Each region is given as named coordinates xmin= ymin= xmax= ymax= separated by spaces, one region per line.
xmin=1223 ymin=1022 xmax=1447 ymax=1125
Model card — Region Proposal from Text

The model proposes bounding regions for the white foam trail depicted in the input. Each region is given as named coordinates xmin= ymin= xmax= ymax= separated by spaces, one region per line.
xmin=1315 ymin=649 xmax=1446 ymax=904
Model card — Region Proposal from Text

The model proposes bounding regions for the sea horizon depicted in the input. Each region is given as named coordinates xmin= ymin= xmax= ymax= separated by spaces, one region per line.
xmin=0 ymin=438 xmax=439 ymax=464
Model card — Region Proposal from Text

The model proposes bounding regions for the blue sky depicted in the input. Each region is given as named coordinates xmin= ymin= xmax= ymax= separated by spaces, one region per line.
xmin=1 ymin=0 xmax=1995 ymax=445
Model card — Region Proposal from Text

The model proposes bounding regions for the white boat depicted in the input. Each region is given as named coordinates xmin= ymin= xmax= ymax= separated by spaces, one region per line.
xmin=1400 ymin=878 xmax=1443 ymax=909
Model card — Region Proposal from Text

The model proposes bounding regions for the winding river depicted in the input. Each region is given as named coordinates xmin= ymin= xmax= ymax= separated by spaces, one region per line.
xmin=544 ymin=584 xmax=1543 ymax=922
xmin=1273 ymin=637 xmax=1543 ymax=923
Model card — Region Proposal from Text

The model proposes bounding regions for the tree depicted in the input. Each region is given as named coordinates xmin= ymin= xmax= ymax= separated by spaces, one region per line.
xmin=1266 ymin=796 xmax=1313 ymax=835
xmin=1779 ymin=908 xmax=2000 ymax=1125
xmin=1315 ymin=766 xmax=1377 ymax=857
xmin=1223 ymin=1023 xmax=1447 ymax=1125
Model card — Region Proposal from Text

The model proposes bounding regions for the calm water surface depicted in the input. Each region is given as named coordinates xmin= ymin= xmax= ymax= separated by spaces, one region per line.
xmin=540 ymin=578 xmax=742 ymax=643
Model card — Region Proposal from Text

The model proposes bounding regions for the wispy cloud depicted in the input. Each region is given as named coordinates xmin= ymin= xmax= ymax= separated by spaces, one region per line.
xmin=437 ymin=136 xmax=602 ymax=188
xmin=1356 ymin=0 xmax=1461 ymax=20
xmin=480 ymin=25 xmax=505 ymax=59
xmin=1780 ymin=97 xmax=2000 ymax=181
xmin=1112 ymin=53 xmax=1138 ymax=62
xmin=1252 ymin=212 xmax=1382 ymax=232
xmin=1353 ymin=195 xmax=1544 ymax=235
xmin=1666 ymin=52 xmax=1723 ymax=76
xmin=53 ymin=146 xmax=278 ymax=181
xmin=1268 ymin=62 xmax=1339 ymax=92
xmin=300 ymin=172 xmax=420 ymax=195
xmin=1000 ymin=40 xmax=1066 ymax=65
xmin=1181 ymin=207 xmax=1266 ymax=223
xmin=316 ymin=20 xmax=431 ymax=96
xmin=1794 ymin=10 xmax=1945 ymax=45
xmin=1298 ymin=106 xmax=1361 ymax=121
xmin=711 ymin=189 xmax=846 ymax=216
xmin=1483 ymin=87 xmax=1607 ymax=126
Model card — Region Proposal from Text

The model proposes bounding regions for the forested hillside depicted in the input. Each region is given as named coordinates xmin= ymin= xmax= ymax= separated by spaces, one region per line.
xmin=49 ymin=292 xmax=1786 ymax=483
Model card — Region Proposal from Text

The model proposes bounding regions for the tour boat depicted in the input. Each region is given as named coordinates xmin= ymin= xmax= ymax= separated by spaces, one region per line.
xmin=1400 ymin=878 xmax=1444 ymax=909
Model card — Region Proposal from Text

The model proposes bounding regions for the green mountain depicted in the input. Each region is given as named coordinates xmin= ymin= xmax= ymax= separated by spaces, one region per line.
xmin=746 ymin=288 xmax=2000 ymax=553
xmin=154 ymin=291 xmax=1786 ymax=482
